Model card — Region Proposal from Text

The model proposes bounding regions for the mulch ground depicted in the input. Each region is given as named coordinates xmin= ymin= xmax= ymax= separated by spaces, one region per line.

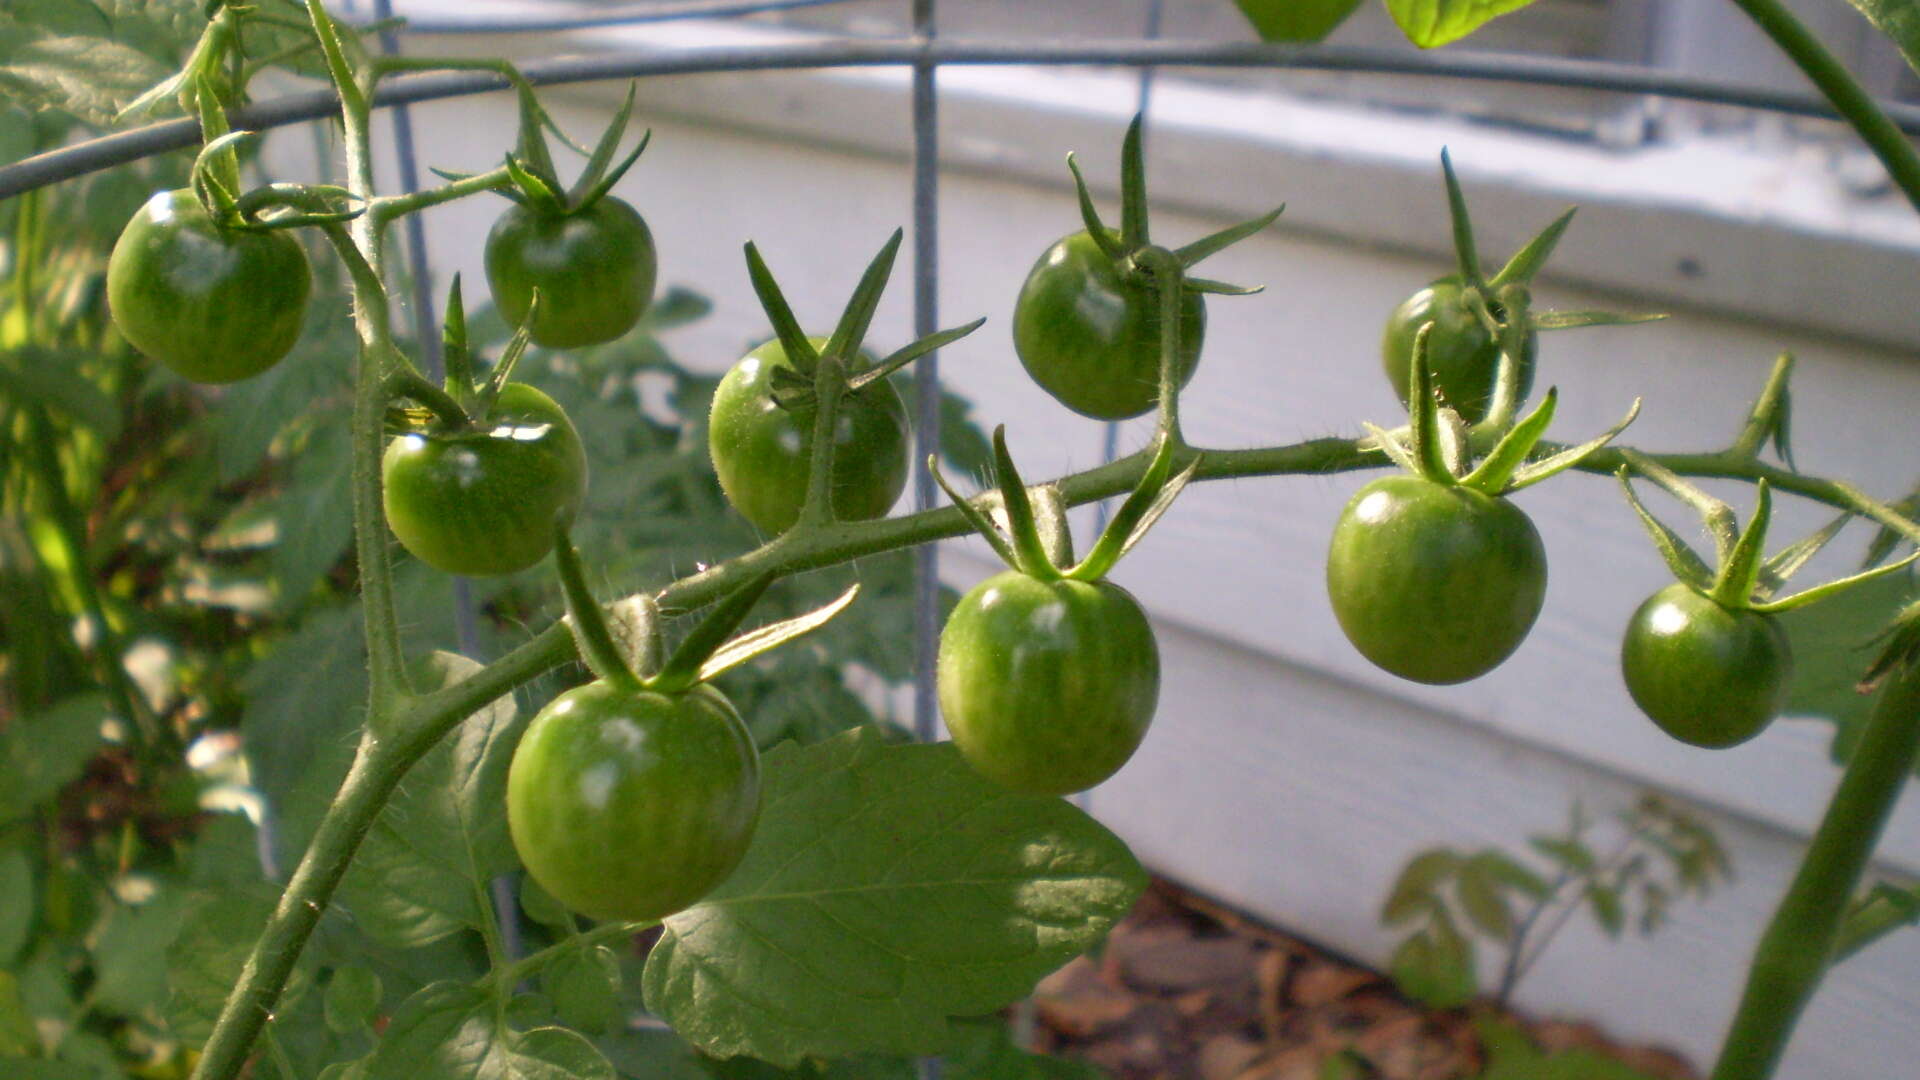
xmin=1029 ymin=879 xmax=1698 ymax=1080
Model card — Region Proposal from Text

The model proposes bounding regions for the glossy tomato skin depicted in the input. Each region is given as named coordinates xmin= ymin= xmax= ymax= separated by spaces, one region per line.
xmin=1381 ymin=279 xmax=1537 ymax=425
xmin=382 ymin=383 xmax=588 ymax=576
xmin=1012 ymin=230 xmax=1205 ymax=421
xmin=106 ymin=189 xmax=311 ymax=383
xmin=708 ymin=336 xmax=909 ymax=536
xmin=1621 ymin=582 xmax=1791 ymax=749
xmin=485 ymin=197 xmax=656 ymax=349
xmin=937 ymin=570 xmax=1160 ymax=795
xmin=1326 ymin=475 xmax=1548 ymax=685
xmin=507 ymin=680 xmax=760 ymax=922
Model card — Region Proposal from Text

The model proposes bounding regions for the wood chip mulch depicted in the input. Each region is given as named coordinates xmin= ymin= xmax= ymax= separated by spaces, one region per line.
xmin=1028 ymin=879 xmax=1699 ymax=1080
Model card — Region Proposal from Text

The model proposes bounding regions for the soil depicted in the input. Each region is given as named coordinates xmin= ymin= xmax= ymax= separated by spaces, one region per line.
xmin=1030 ymin=879 xmax=1699 ymax=1080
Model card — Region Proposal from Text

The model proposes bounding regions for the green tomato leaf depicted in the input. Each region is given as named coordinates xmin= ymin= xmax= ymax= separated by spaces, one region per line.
xmin=90 ymin=885 xmax=193 ymax=1016
xmin=0 ymin=17 xmax=171 ymax=126
xmin=338 ymin=652 xmax=525 ymax=949
xmin=364 ymin=982 xmax=614 ymax=1080
xmin=1586 ymin=883 xmax=1626 ymax=938
xmin=166 ymin=891 xmax=313 ymax=1045
xmin=1528 ymin=835 xmax=1596 ymax=874
xmin=324 ymin=966 xmax=384 ymax=1035
xmin=1472 ymin=849 xmax=1550 ymax=901
xmin=1455 ymin=859 xmax=1513 ymax=939
xmin=1233 ymin=0 xmax=1365 ymax=41
xmin=272 ymin=418 xmax=356 ymax=609
xmin=544 ymin=945 xmax=622 ymax=1035
xmin=0 ymin=844 xmax=31 ymax=966
xmin=1380 ymin=849 xmax=1458 ymax=926
xmin=1779 ymin=567 xmax=1919 ymax=775
xmin=0 ymin=692 xmax=107 ymax=825
xmin=0 ymin=351 xmax=121 ymax=438
xmin=1388 ymin=923 xmax=1477 ymax=1008
xmin=1386 ymin=0 xmax=1542 ymax=48
xmin=642 ymin=727 xmax=1146 ymax=1066
xmin=1845 ymin=1 xmax=1920 ymax=77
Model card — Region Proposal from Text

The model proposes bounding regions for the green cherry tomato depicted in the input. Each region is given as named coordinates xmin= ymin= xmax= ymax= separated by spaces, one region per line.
xmin=507 ymin=680 xmax=760 ymax=922
xmin=708 ymin=336 xmax=909 ymax=536
xmin=937 ymin=570 xmax=1160 ymax=795
xmin=382 ymin=383 xmax=588 ymax=576
xmin=1621 ymin=582 xmax=1791 ymax=749
xmin=1012 ymin=230 xmax=1205 ymax=421
xmin=106 ymin=189 xmax=311 ymax=383
xmin=1381 ymin=279 xmax=1537 ymax=425
xmin=484 ymin=196 xmax=657 ymax=349
xmin=1325 ymin=475 xmax=1548 ymax=685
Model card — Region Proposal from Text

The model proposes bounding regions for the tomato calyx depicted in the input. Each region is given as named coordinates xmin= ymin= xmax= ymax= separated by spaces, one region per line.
xmin=710 ymin=225 xmax=971 ymax=537
xmin=743 ymin=231 xmax=984 ymax=415
xmin=1617 ymin=454 xmax=1918 ymax=617
xmin=383 ymin=275 xmax=546 ymax=438
xmin=1392 ymin=150 xmax=1664 ymax=429
xmin=1066 ymin=113 xmax=1279 ymax=301
xmin=1371 ymin=322 xmax=1639 ymax=498
xmin=430 ymin=82 xmax=649 ymax=220
xmin=550 ymin=526 xmax=859 ymax=698
xmin=934 ymin=426 xmax=1197 ymax=585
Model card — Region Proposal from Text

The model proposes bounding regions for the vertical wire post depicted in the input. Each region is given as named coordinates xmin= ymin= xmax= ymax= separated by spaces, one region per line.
xmin=909 ymin=0 xmax=942 ymax=747
xmin=909 ymin=5 xmax=945 ymax=1079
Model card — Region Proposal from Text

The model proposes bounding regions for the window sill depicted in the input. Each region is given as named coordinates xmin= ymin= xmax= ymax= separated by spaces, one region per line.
xmin=392 ymin=0 xmax=1920 ymax=350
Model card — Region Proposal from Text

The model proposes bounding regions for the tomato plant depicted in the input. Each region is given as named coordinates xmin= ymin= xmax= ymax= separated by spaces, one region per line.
xmin=1378 ymin=153 xmax=1658 ymax=426
xmin=707 ymin=232 xmax=980 ymax=535
xmin=486 ymin=196 xmax=656 ymax=349
xmin=106 ymin=188 xmax=310 ymax=383
xmin=506 ymin=678 xmax=759 ymax=921
xmin=932 ymin=430 xmax=1192 ymax=794
xmin=1012 ymin=115 xmax=1281 ymax=420
xmin=1615 ymin=465 xmax=1914 ymax=749
xmin=1328 ymin=327 xmax=1636 ymax=685
xmin=938 ymin=569 xmax=1159 ymax=795
xmin=382 ymin=381 xmax=588 ymax=576
xmin=1620 ymin=583 xmax=1792 ymax=748
xmin=1013 ymin=228 xmax=1206 ymax=421
xmin=482 ymin=88 xmax=657 ymax=348
xmin=1380 ymin=277 xmax=1536 ymax=425
xmin=709 ymin=335 xmax=908 ymax=535
xmin=1326 ymin=473 xmax=1548 ymax=685
xmin=18 ymin=1 xmax=1920 ymax=1077
xmin=509 ymin=537 xmax=858 ymax=921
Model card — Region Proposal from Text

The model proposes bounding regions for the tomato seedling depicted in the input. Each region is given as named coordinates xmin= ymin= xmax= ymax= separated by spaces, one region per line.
xmin=382 ymin=279 xmax=587 ymax=576
xmin=1380 ymin=151 xmax=1660 ymax=425
xmin=508 ymin=529 xmax=859 ymax=921
xmin=481 ymin=85 xmax=657 ymax=348
xmin=933 ymin=428 xmax=1196 ymax=795
xmin=1329 ymin=325 xmax=1638 ymax=684
xmin=1012 ymin=114 xmax=1282 ymax=420
xmin=1616 ymin=439 xmax=1917 ymax=748
xmin=710 ymin=231 xmax=983 ymax=535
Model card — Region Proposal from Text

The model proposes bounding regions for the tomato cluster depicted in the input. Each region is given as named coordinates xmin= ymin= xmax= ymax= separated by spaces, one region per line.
xmin=111 ymin=104 xmax=1909 ymax=928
